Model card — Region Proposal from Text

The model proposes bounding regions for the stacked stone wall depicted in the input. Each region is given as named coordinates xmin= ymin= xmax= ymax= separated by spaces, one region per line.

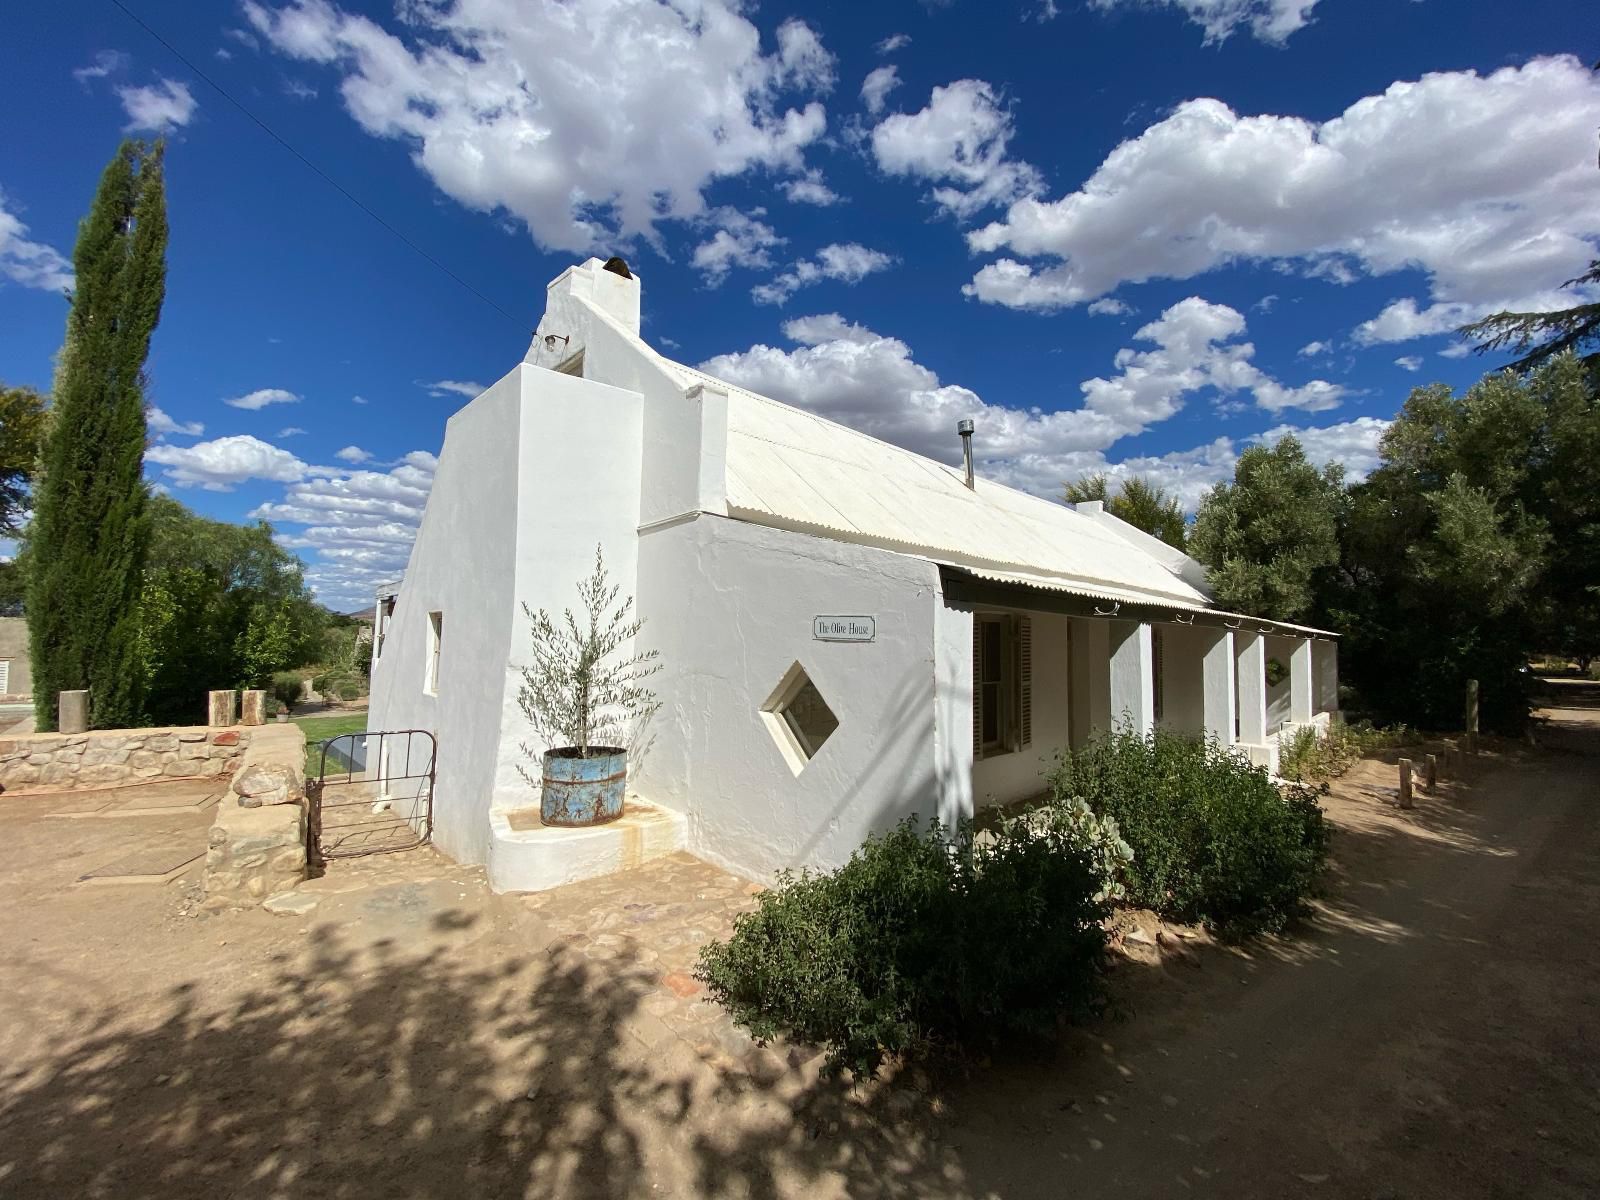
xmin=0 ymin=727 xmax=249 ymax=792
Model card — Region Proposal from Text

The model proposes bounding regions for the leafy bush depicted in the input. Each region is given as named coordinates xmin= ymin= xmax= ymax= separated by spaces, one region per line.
xmin=334 ymin=678 xmax=364 ymax=701
xmin=695 ymin=813 xmax=1114 ymax=1079
xmin=1278 ymin=719 xmax=1421 ymax=782
xmin=1050 ymin=728 xmax=1329 ymax=939
xmin=270 ymin=671 xmax=304 ymax=713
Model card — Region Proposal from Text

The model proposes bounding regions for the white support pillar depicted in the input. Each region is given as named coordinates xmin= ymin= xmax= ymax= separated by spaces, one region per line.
xmin=1201 ymin=628 xmax=1236 ymax=747
xmin=1313 ymin=639 xmax=1340 ymax=716
xmin=1109 ymin=620 xmax=1155 ymax=734
xmin=1236 ymin=632 xmax=1267 ymax=746
xmin=1290 ymin=637 xmax=1314 ymax=725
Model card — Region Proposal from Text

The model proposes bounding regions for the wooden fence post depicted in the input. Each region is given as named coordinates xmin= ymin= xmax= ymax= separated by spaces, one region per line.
xmin=1398 ymin=758 xmax=1414 ymax=810
xmin=1465 ymin=679 xmax=1479 ymax=753
xmin=1424 ymin=752 xmax=1439 ymax=794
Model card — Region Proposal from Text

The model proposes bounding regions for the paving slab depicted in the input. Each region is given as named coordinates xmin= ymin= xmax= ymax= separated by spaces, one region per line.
xmin=79 ymin=844 xmax=205 ymax=886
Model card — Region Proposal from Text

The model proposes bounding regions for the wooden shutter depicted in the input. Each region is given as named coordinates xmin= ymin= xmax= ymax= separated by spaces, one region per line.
xmin=1018 ymin=616 xmax=1033 ymax=748
xmin=972 ymin=618 xmax=983 ymax=757
xmin=0 ymin=660 xmax=8 ymax=694
xmin=1152 ymin=627 xmax=1164 ymax=723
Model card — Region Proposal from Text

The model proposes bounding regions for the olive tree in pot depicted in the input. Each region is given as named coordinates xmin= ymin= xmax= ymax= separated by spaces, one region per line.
xmin=516 ymin=547 xmax=660 ymax=827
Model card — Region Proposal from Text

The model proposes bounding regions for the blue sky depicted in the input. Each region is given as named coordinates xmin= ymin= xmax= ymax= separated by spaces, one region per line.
xmin=2 ymin=0 xmax=1596 ymax=609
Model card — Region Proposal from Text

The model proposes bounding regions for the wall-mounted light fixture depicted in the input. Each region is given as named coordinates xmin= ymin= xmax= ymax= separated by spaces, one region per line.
xmin=542 ymin=333 xmax=570 ymax=352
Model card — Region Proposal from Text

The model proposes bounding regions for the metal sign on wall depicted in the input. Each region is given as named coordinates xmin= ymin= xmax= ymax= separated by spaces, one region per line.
xmin=813 ymin=615 xmax=876 ymax=642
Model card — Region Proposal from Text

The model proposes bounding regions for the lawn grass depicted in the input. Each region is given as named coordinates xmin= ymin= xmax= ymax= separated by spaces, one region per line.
xmin=294 ymin=713 xmax=370 ymax=777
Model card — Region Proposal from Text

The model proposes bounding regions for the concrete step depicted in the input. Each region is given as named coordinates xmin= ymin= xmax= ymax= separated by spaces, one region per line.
xmin=486 ymin=796 xmax=687 ymax=893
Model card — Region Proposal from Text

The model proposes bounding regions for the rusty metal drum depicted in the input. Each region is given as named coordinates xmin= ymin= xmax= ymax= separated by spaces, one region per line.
xmin=541 ymin=747 xmax=627 ymax=826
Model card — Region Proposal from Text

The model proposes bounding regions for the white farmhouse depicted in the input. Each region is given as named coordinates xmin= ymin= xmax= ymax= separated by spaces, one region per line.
xmin=368 ymin=258 xmax=1339 ymax=892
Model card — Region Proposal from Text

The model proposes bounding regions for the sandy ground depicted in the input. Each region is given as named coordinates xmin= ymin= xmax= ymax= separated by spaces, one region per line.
xmin=0 ymin=700 xmax=1596 ymax=1199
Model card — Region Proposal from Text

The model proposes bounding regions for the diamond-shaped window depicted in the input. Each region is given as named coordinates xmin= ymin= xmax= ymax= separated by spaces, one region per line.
xmin=762 ymin=663 xmax=839 ymax=773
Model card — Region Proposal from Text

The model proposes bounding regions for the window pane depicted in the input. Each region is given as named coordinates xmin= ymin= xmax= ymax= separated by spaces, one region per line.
xmin=782 ymin=677 xmax=839 ymax=757
xmin=981 ymin=682 xmax=1001 ymax=743
xmin=981 ymin=621 xmax=1003 ymax=684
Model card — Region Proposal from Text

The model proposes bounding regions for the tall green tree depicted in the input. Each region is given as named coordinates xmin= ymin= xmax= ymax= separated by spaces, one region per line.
xmin=1331 ymin=358 xmax=1594 ymax=730
xmin=138 ymin=496 xmax=328 ymax=724
xmin=1189 ymin=437 xmax=1344 ymax=623
xmin=1459 ymin=261 xmax=1600 ymax=377
xmin=1065 ymin=473 xmax=1188 ymax=549
xmin=27 ymin=141 xmax=167 ymax=730
xmin=1 ymin=385 xmax=49 ymax=538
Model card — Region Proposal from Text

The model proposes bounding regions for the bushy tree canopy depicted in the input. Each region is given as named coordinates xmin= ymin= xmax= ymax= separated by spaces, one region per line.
xmin=1188 ymin=437 xmax=1344 ymax=623
xmin=1329 ymin=357 xmax=1596 ymax=729
xmin=1064 ymin=473 xmax=1188 ymax=549
xmin=139 ymin=496 xmax=329 ymax=725
xmin=0 ymin=385 xmax=48 ymax=538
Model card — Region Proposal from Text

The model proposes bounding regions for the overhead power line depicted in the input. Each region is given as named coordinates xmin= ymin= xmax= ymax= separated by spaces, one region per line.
xmin=106 ymin=0 xmax=531 ymax=335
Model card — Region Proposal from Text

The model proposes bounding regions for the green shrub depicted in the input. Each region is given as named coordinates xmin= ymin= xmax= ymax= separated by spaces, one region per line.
xmin=270 ymin=671 xmax=304 ymax=713
xmin=1050 ymin=728 xmax=1329 ymax=939
xmin=695 ymin=813 xmax=1114 ymax=1078
xmin=1279 ymin=719 xmax=1421 ymax=783
xmin=334 ymin=678 xmax=363 ymax=701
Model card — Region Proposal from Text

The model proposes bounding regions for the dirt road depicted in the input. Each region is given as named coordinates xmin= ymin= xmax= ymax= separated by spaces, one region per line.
xmin=0 ymin=704 xmax=1596 ymax=1199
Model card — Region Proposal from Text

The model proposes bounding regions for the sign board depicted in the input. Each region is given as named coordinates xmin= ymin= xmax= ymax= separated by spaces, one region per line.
xmin=813 ymin=615 xmax=876 ymax=643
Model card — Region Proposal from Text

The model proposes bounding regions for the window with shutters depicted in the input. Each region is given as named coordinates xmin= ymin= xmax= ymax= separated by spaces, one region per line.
xmin=1152 ymin=626 xmax=1164 ymax=723
xmin=972 ymin=614 xmax=1032 ymax=759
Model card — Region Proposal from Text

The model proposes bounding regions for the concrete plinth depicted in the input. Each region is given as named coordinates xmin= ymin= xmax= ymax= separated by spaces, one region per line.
xmin=59 ymin=691 xmax=89 ymax=735
xmin=487 ymin=797 xmax=688 ymax=893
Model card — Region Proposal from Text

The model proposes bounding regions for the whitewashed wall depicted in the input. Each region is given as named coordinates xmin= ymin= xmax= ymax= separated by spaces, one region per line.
xmin=369 ymin=364 xmax=645 ymax=867
xmin=367 ymin=369 xmax=524 ymax=866
xmin=633 ymin=514 xmax=946 ymax=883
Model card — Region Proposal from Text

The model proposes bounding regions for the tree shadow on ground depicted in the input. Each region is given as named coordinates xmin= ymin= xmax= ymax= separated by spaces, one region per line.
xmin=4 ymin=723 xmax=1593 ymax=1200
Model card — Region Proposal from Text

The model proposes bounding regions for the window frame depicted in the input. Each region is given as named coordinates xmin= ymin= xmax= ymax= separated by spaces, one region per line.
xmin=760 ymin=661 xmax=839 ymax=775
xmin=424 ymin=610 xmax=443 ymax=696
xmin=972 ymin=612 xmax=1033 ymax=760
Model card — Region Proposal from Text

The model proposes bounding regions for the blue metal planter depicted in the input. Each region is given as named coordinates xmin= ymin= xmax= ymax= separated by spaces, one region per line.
xmin=541 ymin=747 xmax=627 ymax=827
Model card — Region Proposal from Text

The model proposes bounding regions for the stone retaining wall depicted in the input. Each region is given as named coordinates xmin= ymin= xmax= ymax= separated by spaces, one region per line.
xmin=0 ymin=727 xmax=250 ymax=793
xmin=203 ymin=724 xmax=309 ymax=911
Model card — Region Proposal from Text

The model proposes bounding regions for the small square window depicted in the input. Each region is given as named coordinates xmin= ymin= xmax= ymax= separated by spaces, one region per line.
xmin=761 ymin=663 xmax=839 ymax=774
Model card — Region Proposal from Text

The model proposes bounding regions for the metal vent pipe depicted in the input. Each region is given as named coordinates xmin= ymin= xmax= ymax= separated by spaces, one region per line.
xmin=957 ymin=418 xmax=975 ymax=488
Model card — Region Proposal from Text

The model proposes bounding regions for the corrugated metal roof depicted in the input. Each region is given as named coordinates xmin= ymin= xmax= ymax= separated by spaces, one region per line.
xmin=661 ymin=358 xmax=1211 ymax=609
xmin=954 ymin=565 xmax=1337 ymax=638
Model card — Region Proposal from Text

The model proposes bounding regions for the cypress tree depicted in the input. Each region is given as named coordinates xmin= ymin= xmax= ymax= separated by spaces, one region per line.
xmin=27 ymin=141 xmax=167 ymax=730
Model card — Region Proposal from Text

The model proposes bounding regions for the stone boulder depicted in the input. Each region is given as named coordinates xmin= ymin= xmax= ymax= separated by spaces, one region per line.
xmin=232 ymin=761 xmax=306 ymax=808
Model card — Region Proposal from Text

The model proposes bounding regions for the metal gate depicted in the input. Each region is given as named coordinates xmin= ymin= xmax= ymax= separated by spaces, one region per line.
xmin=308 ymin=729 xmax=435 ymax=862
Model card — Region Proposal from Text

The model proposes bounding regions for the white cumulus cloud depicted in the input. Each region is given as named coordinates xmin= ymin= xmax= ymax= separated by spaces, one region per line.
xmin=224 ymin=387 xmax=300 ymax=410
xmin=861 ymin=65 xmax=900 ymax=116
xmin=146 ymin=434 xmax=310 ymax=491
xmin=147 ymin=406 xmax=204 ymax=438
xmin=1088 ymin=0 xmax=1322 ymax=44
xmin=870 ymin=79 xmax=1042 ymax=219
xmin=335 ymin=445 xmax=372 ymax=463
xmin=252 ymin=450 xmax=439 ymax=608
xmin=0 ymin=190 xmax=74 ymax=293
xmin=245 ymin=0 xmax=834 ymax=252
xmin=118 ymin=78 xmax=197 ymax=132
xmin=691 ymin=210 xmax=785 ymax=284
xmin=421 ymin=380 xmax=484 ymax=399
xmin=752 ymin=243 xmax=894 ymax=306
xmin=965 ymin=56 xmax=1600 ymax=344
xmin=698 ymin=297 xmax=1344 ymax=503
